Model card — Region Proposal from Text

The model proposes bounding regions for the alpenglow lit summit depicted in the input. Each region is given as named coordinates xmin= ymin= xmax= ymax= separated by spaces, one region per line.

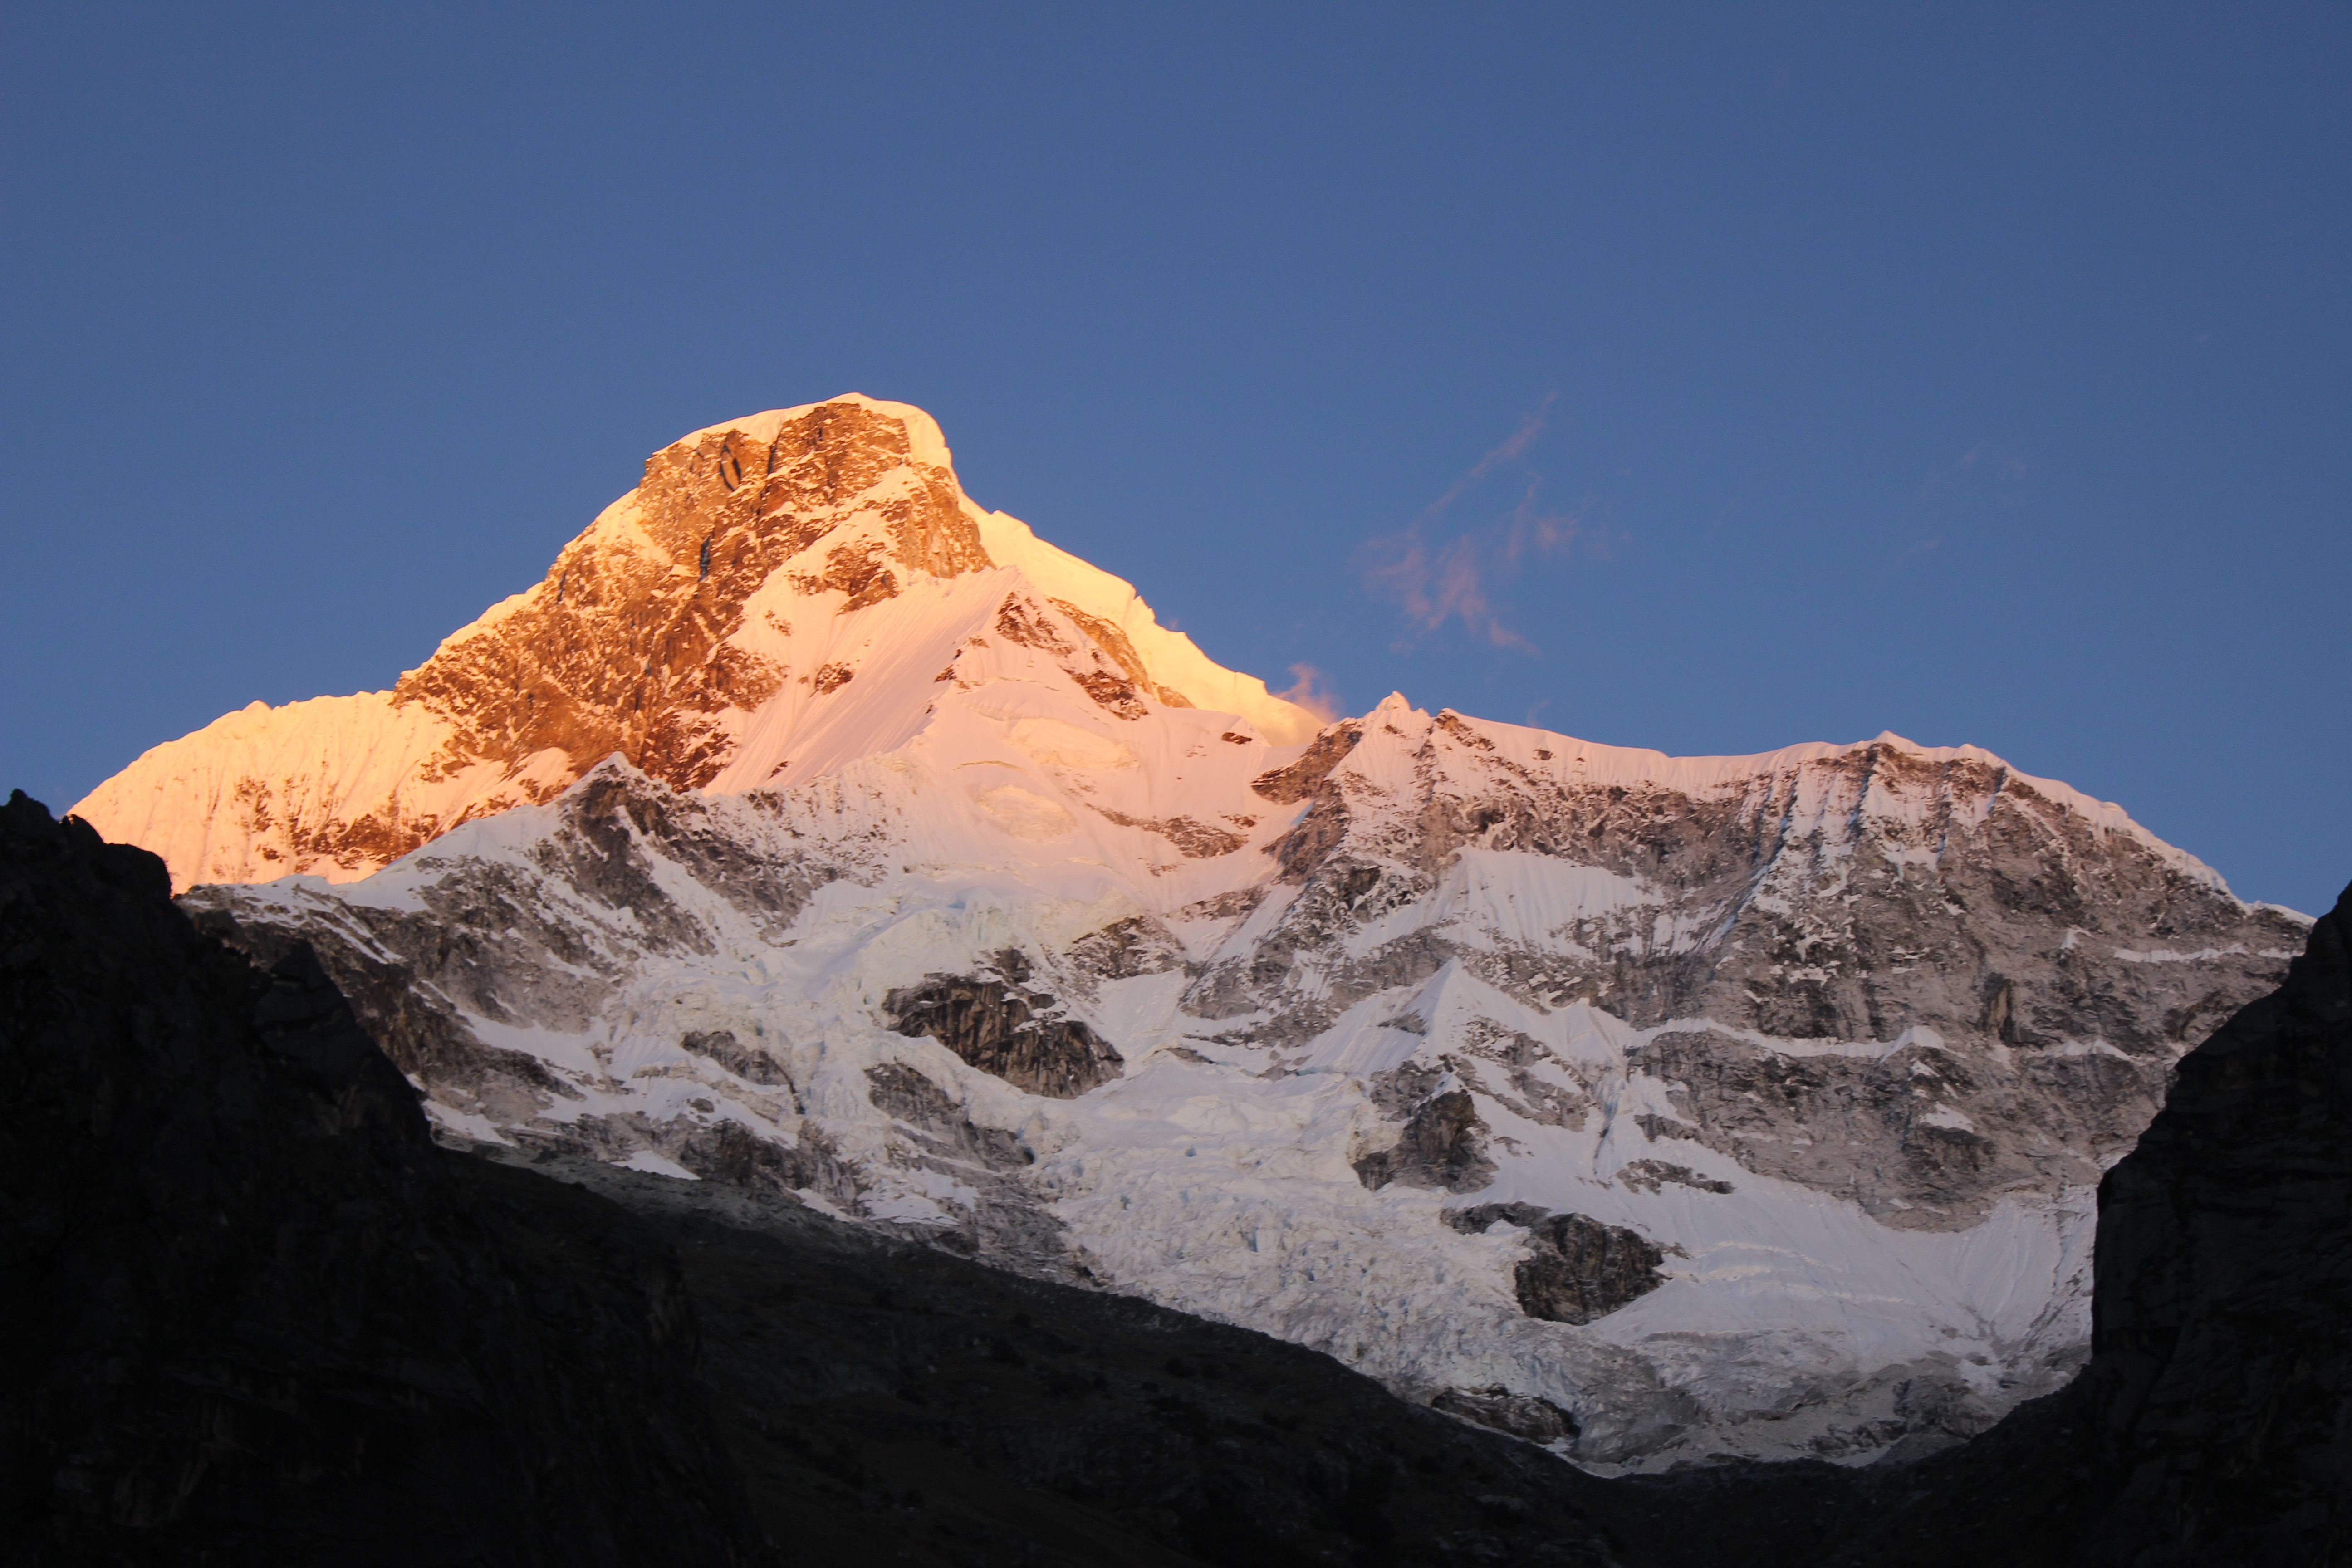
xmin=81 ymin=397 xmax=1321 ymax=887
xmin=74 ymin=397 xmax=2308 ymax=1470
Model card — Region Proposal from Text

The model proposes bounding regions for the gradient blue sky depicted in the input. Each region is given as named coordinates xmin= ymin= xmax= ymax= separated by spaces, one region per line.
xmin=4 ymin=5 xmax=2346 ymax=913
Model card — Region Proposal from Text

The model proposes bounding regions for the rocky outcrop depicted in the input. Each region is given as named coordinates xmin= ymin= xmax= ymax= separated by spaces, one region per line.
xmin=1251 ymin=718 xmax=1365 ymax=804
xmin=1090 ymin=806 xmax=1246 ymax=858
xmin=1616 ymin=1160 xmax=1734 ymax=1196
xmin=1355 ymin=1083 xmax=1495 ymax=1192
xmin=865 ymin=1061 xmax=1033 ymax=1168
xmin=0 ymin=793 xmax=764 ymax=1566
xmin=1448 ymin=1205 xmax=1670 ymax=1325
xmin=1433 ymin=1385 xmax=1583 ymax=1443
xmin=884 ymin=952 xmax=1125 ymax=1099
xmin=1062 ymin=913 xmax=1187 ymax=980
xmin=1515 ymin=1215 xmax=1670 ymax=1326
xmin=683 ymin=1027 xmax=790 ymax=1085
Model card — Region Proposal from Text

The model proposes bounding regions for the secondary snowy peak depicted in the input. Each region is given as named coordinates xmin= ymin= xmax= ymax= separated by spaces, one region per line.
xmin=73 ymin=396 xmax=1319 ymax=887
xmin=1266 ymin=695 xmax=2229 ymax=893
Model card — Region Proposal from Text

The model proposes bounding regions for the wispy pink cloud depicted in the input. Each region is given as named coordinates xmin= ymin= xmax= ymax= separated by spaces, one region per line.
xmin=1916 ymin=441 xmax=2034 ymax=507
xmin=1887 ymin=534 xmax=1943 ymax=574
xmin=1418 ymin=392 xmax=1556 ymax=522
xmin=1274 ymin=662 xmax=1342 ymax=723
xmin=1358 ymin=397 xmax=1595 ymax=652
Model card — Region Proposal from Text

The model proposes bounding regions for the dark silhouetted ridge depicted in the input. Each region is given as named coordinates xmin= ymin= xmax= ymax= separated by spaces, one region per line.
xmin=0 ymin=791 xmax=767 ymax=1567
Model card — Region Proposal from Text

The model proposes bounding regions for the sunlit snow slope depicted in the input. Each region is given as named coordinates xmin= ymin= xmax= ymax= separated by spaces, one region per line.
xmin=84 ymin=398 xmax=2309 ymax=1472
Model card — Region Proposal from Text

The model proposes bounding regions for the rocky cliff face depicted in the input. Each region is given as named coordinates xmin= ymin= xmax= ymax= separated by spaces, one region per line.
xmin=1205 ymin=697 xmax=2298 ymax=1231
xmin=0 ymin=792 xmax=767 ymax=1566
xmin=68 ymin=399 xmax=2308 ymax=1474
xmin=1614 ymin=877 xmax=2352 ymax=1567
xmin=394 ymin=398 xmax=995 ymax=802
xmin=885 ymin=952 xmax=1127 ymax=1099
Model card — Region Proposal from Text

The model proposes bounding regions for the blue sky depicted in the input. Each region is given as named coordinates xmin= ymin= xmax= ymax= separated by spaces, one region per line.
xmin=4 ymin=4 xmax=2345 ymax=913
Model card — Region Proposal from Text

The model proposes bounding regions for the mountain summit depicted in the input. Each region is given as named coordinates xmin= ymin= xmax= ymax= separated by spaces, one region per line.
xmin=75 ymin=396 xmax=1319 ymax=888
xmin=71 ymin=400 xmax=2306 ymax=1470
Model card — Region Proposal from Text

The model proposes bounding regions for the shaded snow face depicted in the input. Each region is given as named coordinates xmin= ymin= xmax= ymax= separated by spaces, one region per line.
xmin=181 ymin=677 xmax=2305 ymax=1474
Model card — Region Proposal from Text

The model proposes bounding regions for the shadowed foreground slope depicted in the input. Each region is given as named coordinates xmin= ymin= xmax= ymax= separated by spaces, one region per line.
xmin=0 ymin=792 xmax=768 ymax=1566
xmin=524 ymin=1147 xmax=1642 ymax=1566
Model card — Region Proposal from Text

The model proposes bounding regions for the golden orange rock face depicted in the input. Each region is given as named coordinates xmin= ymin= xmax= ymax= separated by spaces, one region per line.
xmin=409 ymin=402 xmax=988 ymax=789
xmin=396 ymin=400 xmax=994 ymax=816
xmin=1050 ymin=599 xmax=1193 ymax=711
xmin=253 ymin=786 xmax=464 ymax=880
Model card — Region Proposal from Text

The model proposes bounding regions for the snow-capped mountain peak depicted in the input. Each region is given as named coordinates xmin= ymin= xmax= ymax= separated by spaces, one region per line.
xmin=70 ymin=398 xmax=2308 ymax=1473
xmin=73 ymin=395 xmax=1318 ymax=887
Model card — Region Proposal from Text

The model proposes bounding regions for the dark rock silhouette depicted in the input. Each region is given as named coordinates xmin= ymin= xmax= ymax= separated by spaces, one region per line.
xmin=0 ymin=791 xmax=769 ymax=1567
